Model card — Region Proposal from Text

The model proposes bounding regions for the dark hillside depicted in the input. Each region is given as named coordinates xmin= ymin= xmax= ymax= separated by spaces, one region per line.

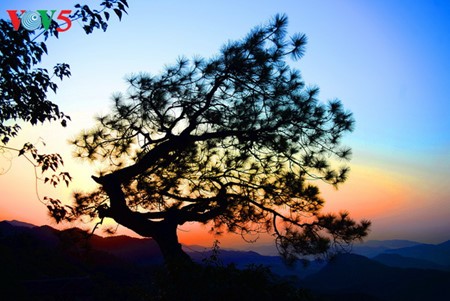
xmin=301 ymin=253 xmax=450 ymax=301
xmin=2 ymin=221 xmax=450 ymax=300
xmin=373 ymin=253 xmax=449 ymax=271
xmin=385 ymin=240 xmax=450 ymax=266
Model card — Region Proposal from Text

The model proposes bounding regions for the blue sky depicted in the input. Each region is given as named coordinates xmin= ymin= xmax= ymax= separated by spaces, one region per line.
xmin=1 ymin=0 xmax=449 ymax=245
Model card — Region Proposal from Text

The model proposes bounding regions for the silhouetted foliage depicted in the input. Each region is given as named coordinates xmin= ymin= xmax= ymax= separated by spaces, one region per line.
xmin=0 ymin=1 xmax=129 ymax=216
xmin=151 ymin=263 xmax=314 ymax=301
xmin=69 ymin=14 xmax=370 ymax=265
xmin=0 ymin=0 xmax=128 ymax=144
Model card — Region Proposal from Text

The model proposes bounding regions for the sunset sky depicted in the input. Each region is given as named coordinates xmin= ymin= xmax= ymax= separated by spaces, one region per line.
xmin=1 ymin=0 xmax=449 ymax=249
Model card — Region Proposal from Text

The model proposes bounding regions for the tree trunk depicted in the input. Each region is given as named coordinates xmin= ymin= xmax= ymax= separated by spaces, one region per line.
xmin=152 ymin=220 xmax=193 ymax=268
xmin=92 ymin=174 xmax=193 ymax=268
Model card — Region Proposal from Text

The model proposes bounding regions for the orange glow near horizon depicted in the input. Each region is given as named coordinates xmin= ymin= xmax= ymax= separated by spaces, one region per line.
xmin=0 ymin=149 xmax=446 ymax=247
xmin=320 ymin=163 xmax=411 ymax=220
xmin=1 ymin=130 xmax=449 ymax=247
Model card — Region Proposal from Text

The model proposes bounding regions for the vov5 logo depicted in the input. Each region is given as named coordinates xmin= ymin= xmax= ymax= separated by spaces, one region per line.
xmin=6 ymin=10 xmax=72 ymax=32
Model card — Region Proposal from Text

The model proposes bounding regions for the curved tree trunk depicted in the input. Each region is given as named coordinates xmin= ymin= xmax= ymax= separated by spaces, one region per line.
xmin=92 ymin=175 xmax=193 ymax=268
xmin=152 ymin=220 xmax=193 ymax=267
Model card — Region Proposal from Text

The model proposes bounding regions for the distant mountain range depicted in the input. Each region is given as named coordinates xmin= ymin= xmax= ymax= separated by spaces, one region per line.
xmin=5 ymin=219 xmax=36 ymax=228
xmin=302 ymin=253 xmax=450 ymax=301
xmin=350 ymin=239 xmax=422 ymax=257
xmin=1 ymin=220 xmax=450 ymax=300
xmin=384 ymin=240 xmax=450 ymax=267
xmin=351 ymin=238 xmax=450 ymax=270
xmin=0 ymin=220 xmax=321 ymax=278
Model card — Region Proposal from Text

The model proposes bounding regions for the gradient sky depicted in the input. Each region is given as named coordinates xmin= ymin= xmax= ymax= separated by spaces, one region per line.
xmin=1 ymin=0 xmax=449 ymax=248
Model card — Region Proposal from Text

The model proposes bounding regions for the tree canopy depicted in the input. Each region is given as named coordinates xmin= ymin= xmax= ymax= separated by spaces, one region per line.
xmin=70 ymin=14 xmax=370 ymax=265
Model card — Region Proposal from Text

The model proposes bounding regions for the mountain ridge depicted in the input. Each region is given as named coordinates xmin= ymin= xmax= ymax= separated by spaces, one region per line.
xmin=301 ymin=253 xmax=450 ymax=301
xmin=2 ymin=220 xmax=450 ymax=300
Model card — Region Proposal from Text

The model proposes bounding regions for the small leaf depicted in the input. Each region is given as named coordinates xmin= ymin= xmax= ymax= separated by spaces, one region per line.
xmin=120 ymin=0 xmax=129 ymax=8
xmin=41 ymin=42 xmax=48 ymax=54
xmin=114 ymin=9 xmax=122 ymax=20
